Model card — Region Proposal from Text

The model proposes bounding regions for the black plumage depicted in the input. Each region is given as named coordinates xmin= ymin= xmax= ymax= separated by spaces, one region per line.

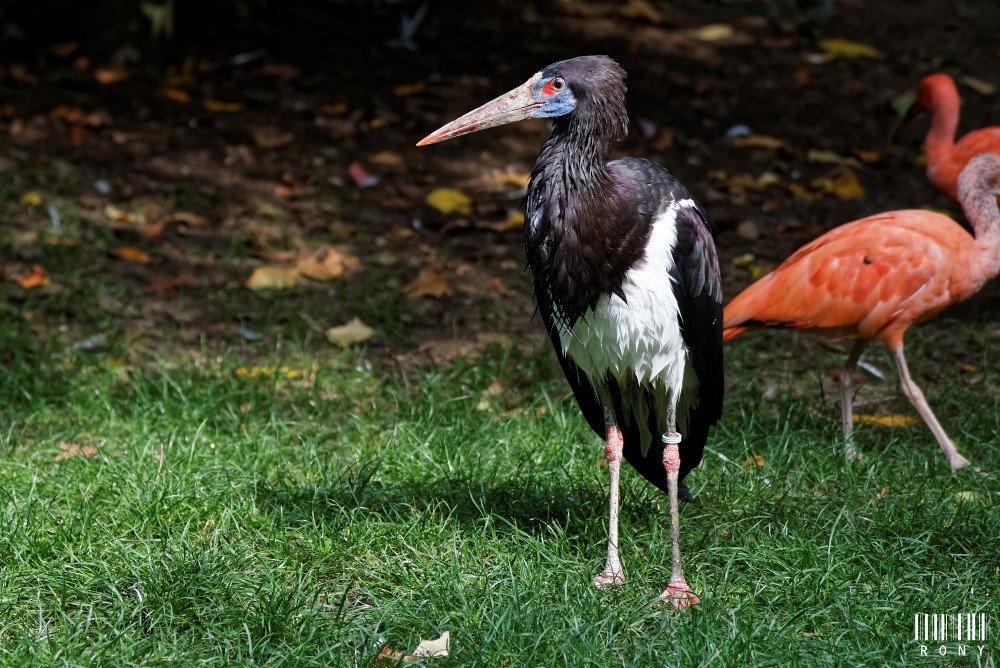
xmin=418 ymin=55 xmax=723 ymax=607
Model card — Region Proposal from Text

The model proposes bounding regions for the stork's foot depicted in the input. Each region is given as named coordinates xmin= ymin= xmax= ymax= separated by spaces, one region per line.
xmin=949 ymin=452 xmax=971 ymax=473
xmin=593 ymin=563 xmax=625 ymax=587
xmin=845 ymin=441 xmax=863 ymax=462
xmin=657 ymin=576 xmax=699 ymax=610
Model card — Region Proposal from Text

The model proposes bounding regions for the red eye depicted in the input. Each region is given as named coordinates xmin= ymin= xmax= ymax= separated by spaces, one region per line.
xmin=540 ymin=77 xmax=565 ymax=97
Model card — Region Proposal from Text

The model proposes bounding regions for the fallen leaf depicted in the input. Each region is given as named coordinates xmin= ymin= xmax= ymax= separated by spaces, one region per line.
xmin=818 ymin=38 xmax=885 ymax=60
xmin=161 ymin=86 xmax=190 ymax=103
xmin=426 ymin=187 xmax=472 ymax=215
xmin=50 ymin=42 xmax=78 ymax=57
xmin=807 ymin=149 xmax=863 ymax=168
xmin=959 ymin=363 xmax=979 ymax=373
xmin=296 ymin=246 xmax=354 ymax=281
xmin=404 ymin=262 xmax=451 ymax=298
xmin=393 ymin=82 xmax=426 ymax=97
xmin=812 ymin=168 xmax=864 ymax=199
xmin=245 ymin=266 xmax=300 ymax=290
xmin=142 ymin=211 xmax=208 ymax=238
xmin=203 ymin=99 xmax=245 ymax=113
xmin=54 ymin=441 xmax=97 ymax=461
xmin=111 ymin=246 xmax=151 ymax=263
xmin=348 ymin=161 xmax=379 ymax=187
xmin=851 ymin=148 xmax=881 ymax=164
xmin=958 ymin=75 xmax=997 ymax=96
xmin=16 ymin=265 xmax=51 ymax=288
xmin=369 ymin=150 xmax=404 ymax=167
xmin=104 ymin=203 xmax=145 ymax=225
xmin=94 ymin=67 xmax=128 ymax=84
xmin=622 ymin=0 xmax=665 ymax=23
xmin=321 ymin=102 xmax=349 ymax=116
xmin=251 ymin=126 xmax=294 ymax=149
xmin=377 ymin=647 xmax=416 ymax=664
xmin=689 ymin=23 xmax=734 ymax=42
xmin=20 ymin=190 xmax=42 ymax=207
xmin=953 ymin=491 xmax=988 ymax=505
xmin=490 ymin=170 xmax=531 ymax=189
xmin=326 ymin=317 xmax=375 ymax=347
xmin=853 ymin=414 xmax=919 ymax=428
xmin=235 ymin=366 xmax=302 ymax=379
xmin=890 ymin=90 xmax=917 ymax=117
xmin=742 ymin=454 xmax=765 ymax=471
xmin=733 ymin=135 xmax=792 ymax=152
xmin=412 ymin=632 xmax=450 ymax=658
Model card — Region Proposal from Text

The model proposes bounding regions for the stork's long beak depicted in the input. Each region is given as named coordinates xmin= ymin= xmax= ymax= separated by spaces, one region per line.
xmin=417 ymin=74 xmax=541 ymax=146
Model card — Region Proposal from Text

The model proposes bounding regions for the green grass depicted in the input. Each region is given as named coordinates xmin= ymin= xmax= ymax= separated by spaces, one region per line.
xmin=1 ymin=316 xmax=998 ymax=667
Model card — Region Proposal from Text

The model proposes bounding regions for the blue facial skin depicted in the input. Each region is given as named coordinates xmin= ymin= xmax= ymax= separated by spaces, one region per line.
xmin=531 ymin=77 xmax=577 ymax=118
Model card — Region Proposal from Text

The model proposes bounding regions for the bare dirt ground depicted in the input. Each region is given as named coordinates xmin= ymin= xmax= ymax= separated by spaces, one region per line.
xmin=2 ymin=0 xmax=999 ymax=366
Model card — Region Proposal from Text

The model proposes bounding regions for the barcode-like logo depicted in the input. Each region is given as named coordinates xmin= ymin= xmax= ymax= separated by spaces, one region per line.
xmin=914 ymin=613 xmax=988 ymax=642
xmin=913 ymin=612 xmax=991 ymax=658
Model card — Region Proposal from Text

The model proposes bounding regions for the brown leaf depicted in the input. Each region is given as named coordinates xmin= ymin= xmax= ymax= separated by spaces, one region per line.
xmin=742 ymin=454 xmax=765 ymax=471
xmin=111 ymin=246 xmax=151 ymax=263
xmin=393 ymin=82 xmax=426 ymax=97
xmin=321 ymin=102 xmax=349 ymax=116
xmin=50 ymin=42 xmax=79 ymax=57
xmin=812 ymin=168 xmax=864 ymax=200
xmin=733 ymin=135 xmax=792 ymax=152
xmin=621 ymin=0 xmax=665 ymax=23
xmin=54 ymin=441 xmax=97 ymax=461
xmin=161 ymin=86 xmax=190 ymax=103
xmin=94 ymin=67 xmax=128 ymax=85
xmin=404 ymin=262 xmax=451 ymax=298
xmin=142 ymin=211 xmax=209 ymax=238
xmin=251 ymin=126 xmax=294 ymax=149
xmin=245 ymin=265 xmax=300 ymax=290
xmin=296 ymin=246 xmax=354 ymax=282
xmin=369 ymin=150 xmax=404 ymax=167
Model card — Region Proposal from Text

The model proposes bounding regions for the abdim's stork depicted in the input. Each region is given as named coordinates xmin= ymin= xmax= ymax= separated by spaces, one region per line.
xmin=418 ymin=56 xmax=723 ymax=609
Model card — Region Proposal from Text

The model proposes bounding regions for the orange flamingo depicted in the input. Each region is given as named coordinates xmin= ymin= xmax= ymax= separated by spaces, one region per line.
xmin=724 ymin=153 xmax=1000 ymax=471
xmin=909 ymin=73 xmax=1000 ymax=200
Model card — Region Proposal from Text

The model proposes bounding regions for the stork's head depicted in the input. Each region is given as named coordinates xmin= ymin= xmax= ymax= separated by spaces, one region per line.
xmin=417 ymin=55 xmax=627 ymax=146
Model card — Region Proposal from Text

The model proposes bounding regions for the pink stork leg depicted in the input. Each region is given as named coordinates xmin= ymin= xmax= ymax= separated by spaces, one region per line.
xmin=892 ymin=346 xmax=971 ymax=472
xmin=594 ymin=390 xmax=626 ymax=587
xmin=840 ymin=340 xmax=867 ymax=462
xmin=659 ymin=404 xmax=699 ymax=609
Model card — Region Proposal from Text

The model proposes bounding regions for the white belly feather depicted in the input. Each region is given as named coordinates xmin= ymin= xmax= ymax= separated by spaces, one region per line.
xmin=556 ymin=203 xmax=696 ymax=447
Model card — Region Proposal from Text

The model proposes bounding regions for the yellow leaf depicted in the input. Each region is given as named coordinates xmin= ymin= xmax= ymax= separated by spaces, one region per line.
xmin=426 ymin=187 xmax=472 ymax=215
xmin=788 ymin=182 xmax=822 ymax=200
xmin=235 ymin=366 xmax=302 ymax=379
xmin=20 ymin=190 xmax=42 ymax=207
xmin=404 ymin=262 xmax=451 ymax=298
xmin=853 ymin=414 xmax=920 ymax=428
xmin=326 ymin=317 xmax=374 ymax=347
xmin=733 ymin=134 xmax=791 ymax=152
xmin=689 ymin=23 xmax=734 ymax=42
xmin=816 ymin=168 xmax=864 ymax=200
xmin=491 ymin=170 xmax=531 ymax=189
xmin=622 ymin=0 xmax=665 ymax=23
xmin=958 ymin=75 xmax=997 ymax=96
xmin=742 ymin=454 xmax=765 ymax=471
xmin=953 ymin=491 xmax=988 ymax=505
xmin=731 ymin=252 xmax=756 ymax=268
xmin=245 ymin=265 xmax=300 ymax=290
xmin=111 ymin=246 xmax=151 ymax=263
xmin=818 ymin=38 xmax=885 ymax=60
xmin=203 ymin=99 xmax=245 ymax=113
